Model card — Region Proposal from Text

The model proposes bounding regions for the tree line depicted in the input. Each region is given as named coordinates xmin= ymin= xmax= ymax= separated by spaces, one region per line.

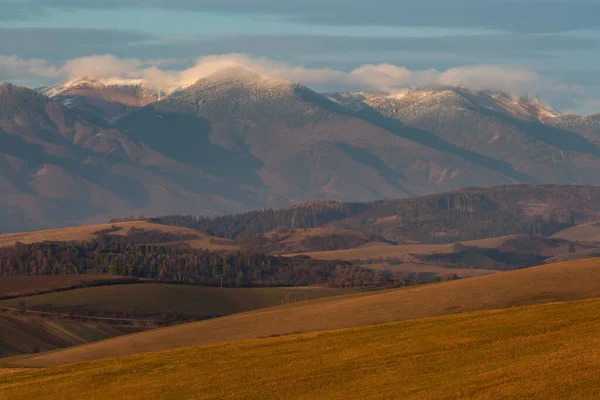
xmin=0 ymin=239 xmax=386 ymax=288
xmin=156 ymin=185 xmax=585 ymax=244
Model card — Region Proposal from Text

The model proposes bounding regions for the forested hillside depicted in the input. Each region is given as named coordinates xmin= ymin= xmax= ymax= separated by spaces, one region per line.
xmin=159 ymin=184 xmax=600 ymax=243
xmin=0 ymin=240 xmax=381 ymax=288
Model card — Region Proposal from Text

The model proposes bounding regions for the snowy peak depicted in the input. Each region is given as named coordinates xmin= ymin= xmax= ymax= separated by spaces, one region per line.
xmin=199 ymin=66 xmax=264 ymax=84
xmin=37 ymin=77 xmax=165 ymax=123
xmin=40 ymin=77 xmax=162 ymax=106
xmin=327 ymin=86 xmax=558 ymax=122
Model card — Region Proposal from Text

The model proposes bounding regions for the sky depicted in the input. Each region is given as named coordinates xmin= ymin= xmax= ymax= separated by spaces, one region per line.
xmin=1 ymin=0 xmax=599 ymax=114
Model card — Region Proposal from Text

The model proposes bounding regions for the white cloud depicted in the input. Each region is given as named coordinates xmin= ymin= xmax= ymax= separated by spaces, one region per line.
xmin=0 ymin=55 xmax=59 ymax=78
xmin=0 ymin=53 xmax=579 ymax=102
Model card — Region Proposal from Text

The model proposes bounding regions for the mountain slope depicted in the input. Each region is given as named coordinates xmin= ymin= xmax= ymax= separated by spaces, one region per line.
xmin=39 ymin=78 xmax=161 ymax=123
xmin=117 ymin=68 xmax=519 ymax=206
xmin=7 ymin=258 xmax=600 ymax=367
xmin=0 ymin=83 xmax=256 ymax=233
xmin=3 ymin=69 xmax=600 ymax=232
xmin=327 ymin=87 xmax=600 ymax=185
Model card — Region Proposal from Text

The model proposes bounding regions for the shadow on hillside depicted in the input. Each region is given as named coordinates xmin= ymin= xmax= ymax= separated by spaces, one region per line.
xmin=116 ymin=106 xmax=265 ymax=188
xmin=1 ymin=129 xmax=152 ymax=208
xmin=359 ymin=107 xmax=537 ymax=183
xmin=296 ymin=89 xmax=538 ymax=183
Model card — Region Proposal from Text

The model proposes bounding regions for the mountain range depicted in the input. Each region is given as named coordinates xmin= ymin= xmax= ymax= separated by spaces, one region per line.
xmin=1 ymin=66 xmax=599 ymax=232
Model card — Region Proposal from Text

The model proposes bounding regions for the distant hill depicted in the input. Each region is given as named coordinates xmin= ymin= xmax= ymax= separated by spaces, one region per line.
xmin=7 ymin=258 xmax=600 ymax=368
xmin=159 ymin=184 xmax=600 ymax=243
xmin=553 ymin=220 xmax=600 ymax=243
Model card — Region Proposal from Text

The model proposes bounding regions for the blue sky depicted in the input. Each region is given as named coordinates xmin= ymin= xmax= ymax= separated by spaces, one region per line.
xmin=1 ymin=0 xmax=599 ymax=113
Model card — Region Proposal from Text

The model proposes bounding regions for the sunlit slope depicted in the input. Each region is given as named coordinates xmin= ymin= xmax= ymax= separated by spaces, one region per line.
xmin=8 ymin=258 xmax=600 ymax=368
xmin=553 ymin=220 xmax=600 ymax=242
xmin=3 ymin=299 xmax=600 ymax=400
xmin=0 ymin=285 xmax=356 ymax=319
xmin=288 ymin=234 xmax=588 ymax=260
xmin=0 ymin=220 xmax=238 ymax=250
xmin=0 ymin=315 xmax=139 ymax=358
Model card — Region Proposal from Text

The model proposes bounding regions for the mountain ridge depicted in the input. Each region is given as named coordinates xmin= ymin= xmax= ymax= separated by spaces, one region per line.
xmin=2 ymin=67 xmax=600 ymax=231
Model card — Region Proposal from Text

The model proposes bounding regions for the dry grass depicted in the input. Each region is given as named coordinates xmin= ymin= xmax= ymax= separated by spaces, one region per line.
xmin=2 ymin=299 xmax=600 ymax=399
xmin=287 ymin=243 xmax=456 ymax=260
xmin=0 ymin=285 xmax=357 ymax=319
xmin=288 ymin=234 xmax=587 ymax=261
xmin=264 ymin=227 xmax=368 ymax=253
xmin=0 ymin=275 xmax=130 ymax=299
xmin=6 ymin=258 xmax=600 ymax=368
xmin=553 ymin=220 xmax=600 ymax=243
xmin=0 ymin=221 xmax=239 ymax=251
xmin=0 ymin=314 xmax=141 ymax=358
xmin=367 ymin=262 xmax=500 ymax=279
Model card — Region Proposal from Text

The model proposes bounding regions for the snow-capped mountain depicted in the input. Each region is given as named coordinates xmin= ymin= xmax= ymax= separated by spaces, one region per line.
xmin=326 ymin=86 xmax=558 ymax=122
xmin=38 ymin=77 xmax=164 ymax=122
xmin=2 ymin=66 xmax=600 ymax=232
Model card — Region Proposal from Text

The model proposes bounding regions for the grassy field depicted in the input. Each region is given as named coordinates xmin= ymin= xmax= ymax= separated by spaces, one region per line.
xmin=287 ymin=234 xmax=589 ymax=261
xmin=2 ymin=299 xmax=599 ymax=399
xmin=263 ymin=227 xmax=371 ymax=253
xmin=553 ymin=220 xmax=600 ymax=243
xmin=0 ymin=285 xmax=357 ymax=319
xmin=284 ymin=235 xmax=521 ymax=260
xmin=6 ymin=258 xmax=600 ymax=368
xmin=0 ymin=314 xmax=142 ymax=358
xmin=367 ymin=262 xmax=499 ymax=280
xmin=0 ymin=275 xmax=139 ymax=299
xmin=0 ymin=220 xmax=239 ymax=251
xmin=287 ymin=242 xmax=456 ymax=260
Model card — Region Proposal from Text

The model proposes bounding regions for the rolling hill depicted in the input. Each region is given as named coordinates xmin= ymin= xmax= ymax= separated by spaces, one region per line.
xmin=6 ymin=258 xmax=600 ymax=368
xmin=291 ymin=235 xmax=592 ymax=261
xmin=0 ymin=314 xmax=143 ymax=358
xmin=0 ymin=219 xmax=237 ymax=250
xmin=160 ymin=184 xmax=600 ymax=244
xmin=0 ymin=285 xmax=356 ymax=321
xmin=0 ymin=284 xmax=356 ymax=358
xmin=2 ymin=298 xmax=599 ymax=399
xmin=553 ymin=220 xmax=600 ymax=243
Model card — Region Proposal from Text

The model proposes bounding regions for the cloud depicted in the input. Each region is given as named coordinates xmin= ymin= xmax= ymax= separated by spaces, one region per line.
xmin=0 ymin=55 xmax=59 ymax=79
xmin=0 ymin=28 xmax=151 ymax=61
xmin=4 ymin=0 xmax=600 ymax=33
xmin=0 ymin=53 xmax=580 ymax=103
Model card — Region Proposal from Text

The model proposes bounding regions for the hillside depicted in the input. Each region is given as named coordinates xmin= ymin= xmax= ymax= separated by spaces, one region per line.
xmin=553 ymin=220 xmax=600 ymax=243
xmin=0 ymin=220 xmax=238 ymax=250
xmin=40 ymin=77 xmax=160 ymax=122
xmin=0 ymin=285 xmax=355 ymax=358
xmin=4 ymin=66 xmax=600 ymax=232
xmin=7 ymin=258 xmax=600 ymax=367
xmin=0 ymin=285 xmax=356 ymax=321
xmin=294 ymin=235 xmax=592 ymax=262
xmin=0 ymin=314 xmax=143 ymax=358
xmin=160 ymin=184 xmax=600 ymax=243
xmin=0 ymin=82 xmax=253 ymax=234
xmin=328 ymin=87 xmax=600 ymax=186
xmin=2 ymin=298 xmax=599 ymax=399
xmin=0 ymin=275 xmax=142 ymax=299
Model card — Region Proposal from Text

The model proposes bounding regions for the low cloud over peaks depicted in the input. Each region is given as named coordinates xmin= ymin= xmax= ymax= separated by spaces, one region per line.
xmin=0 ymin=53 xmax=578 ymax=107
